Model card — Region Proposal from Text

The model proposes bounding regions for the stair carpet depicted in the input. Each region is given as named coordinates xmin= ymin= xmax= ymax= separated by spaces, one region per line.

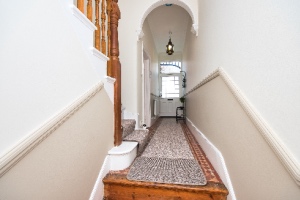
xmin=122 ymin=119 xmax=150 ymax=156
xmin=104 ymin=118 xmax=228 ymax=200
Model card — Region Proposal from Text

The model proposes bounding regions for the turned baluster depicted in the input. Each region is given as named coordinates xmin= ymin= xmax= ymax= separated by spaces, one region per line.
xmin=87 ymin=0 xmax=93 ymax=21
xmin=77 ymin=0 xmax=84 ymax=13
xmin=95 ymin=0 xmax=101 ymax=50
xmin=106 ymin=0 xmax=112 ymax=76
xmin=101 ymin=0 xmax=107 ymax=54
xmin=110 ymin=0 xmax=121 ymax=146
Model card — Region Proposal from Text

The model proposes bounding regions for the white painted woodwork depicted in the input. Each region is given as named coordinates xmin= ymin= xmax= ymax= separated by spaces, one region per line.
xmin=108 ymin=142 xmax=138 ymax=171
xmin=159 ymin=99 xmax=182 ymax=116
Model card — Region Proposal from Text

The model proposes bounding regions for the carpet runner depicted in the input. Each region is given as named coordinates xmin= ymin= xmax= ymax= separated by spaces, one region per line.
xmin=127 ymin=118 xmax=207 ymax=186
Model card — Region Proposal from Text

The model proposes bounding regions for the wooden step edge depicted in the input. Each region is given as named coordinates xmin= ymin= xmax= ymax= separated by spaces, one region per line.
xmin=103 ymin=182 xmax=228 ymax=200
xmin=103 ymin=174 xmax=228 ymax=195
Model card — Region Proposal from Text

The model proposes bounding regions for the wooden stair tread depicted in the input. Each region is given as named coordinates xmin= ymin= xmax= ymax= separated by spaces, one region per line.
xmin=122 ymin=119 xmax=136 ymax=138
xmin=104 ymin=168 xmax=227 ymax=192
xmin=104 ymin=169 xmax=227 ymax=200
xmin=123 ymin=129 xmax=150 ymax=156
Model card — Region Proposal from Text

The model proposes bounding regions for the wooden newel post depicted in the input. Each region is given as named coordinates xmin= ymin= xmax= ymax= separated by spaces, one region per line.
xmin=110 ymin=0 xmax=122 ymax=146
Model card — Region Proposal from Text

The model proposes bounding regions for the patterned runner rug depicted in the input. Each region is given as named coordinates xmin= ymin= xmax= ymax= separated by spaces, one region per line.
xmin=127 ymin=118 xmax=207 ymax=186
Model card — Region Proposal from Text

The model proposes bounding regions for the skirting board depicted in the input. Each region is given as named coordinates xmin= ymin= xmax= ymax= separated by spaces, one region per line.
xmin=185 ymin=67 xmax=300 ymax=186
xmin=186 ymin=118 xmax=236 ymax=200
xmin=89 ymin=156 xmax=110 ymax=200
xmin=0 ymin=81 xmax=104 ymax=178
xmin=89 ymin=142 xmax=138 ymax=200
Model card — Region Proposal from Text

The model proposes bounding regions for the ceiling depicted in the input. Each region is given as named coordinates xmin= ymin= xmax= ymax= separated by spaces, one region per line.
xmin=146 ymin=4 xmax=191 ymax=54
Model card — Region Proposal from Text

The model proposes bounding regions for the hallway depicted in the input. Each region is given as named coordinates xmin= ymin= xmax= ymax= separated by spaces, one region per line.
xmin=103 ymin=118 xmax=228 ymax=199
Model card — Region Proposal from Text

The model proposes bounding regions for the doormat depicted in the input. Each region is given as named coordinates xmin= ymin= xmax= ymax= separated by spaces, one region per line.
xmin=127 ymin=157 xmax=207 ymax=186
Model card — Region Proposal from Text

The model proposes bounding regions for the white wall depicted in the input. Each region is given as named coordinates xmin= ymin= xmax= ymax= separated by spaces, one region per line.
xmin=118 ymin=0 xmax=197 ymax=117
xmin=142 ymin=20 xmax=159 ymax=97
xmin=183 ymin=0 xmax=300 ymax=164
xmin=159 ymin=52 xmax=182 ymax=63
xmin=125 ymin=18 xmax=158 ymax=127
xmin=0 ymin=88 xmax=114 ymax=200
xmin=119 ymin=0 xmax=139 ymax=114
xmin=186 ymin=76 xmax=300 ymax=199
xmin=142 ymin=19 xmax=159 ymax=126
xmin=0 ymin=0 xmax=100 ymax=156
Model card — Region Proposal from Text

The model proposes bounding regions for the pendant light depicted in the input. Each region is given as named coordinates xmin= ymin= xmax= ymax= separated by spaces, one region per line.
xmin=166 ymin=31 xmax=174 ymax=55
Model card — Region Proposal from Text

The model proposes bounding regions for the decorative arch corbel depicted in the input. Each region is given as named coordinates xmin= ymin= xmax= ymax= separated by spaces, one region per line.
xmin=137 ymin=0 xmax=198 ymax=40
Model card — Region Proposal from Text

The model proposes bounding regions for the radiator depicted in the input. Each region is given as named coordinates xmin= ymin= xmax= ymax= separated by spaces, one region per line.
xmin=153 ymin=99 xmax=158 ymax=116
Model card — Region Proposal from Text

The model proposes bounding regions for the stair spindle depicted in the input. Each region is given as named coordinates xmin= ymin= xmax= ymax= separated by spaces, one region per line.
xmin=106 ymin=0 xmax=112 ymax=76
xmin=95 ymin=0 xmax=101 ymax=50
xmin=87 ymin=0 xmax=93 ymax=21
xmin=101 ymin=0 xmax=107 ymax=54
xmin=77 ymin=0 xmax=84 ymax=13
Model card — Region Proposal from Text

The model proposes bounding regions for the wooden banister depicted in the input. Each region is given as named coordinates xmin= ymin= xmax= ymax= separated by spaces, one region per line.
xmin=75 ymin=0 xmax=122 ymax=146
xmin=76 ymin=0 xmax=111 ymax=56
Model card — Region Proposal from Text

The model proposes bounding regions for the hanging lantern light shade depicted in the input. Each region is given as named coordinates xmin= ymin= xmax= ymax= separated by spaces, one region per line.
xmin=166 ymin=32 xmax=174 ymax=55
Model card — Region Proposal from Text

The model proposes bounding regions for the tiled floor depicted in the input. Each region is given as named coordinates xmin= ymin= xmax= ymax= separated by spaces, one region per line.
xmin=180 ymin=122 xmax=222 ymax=183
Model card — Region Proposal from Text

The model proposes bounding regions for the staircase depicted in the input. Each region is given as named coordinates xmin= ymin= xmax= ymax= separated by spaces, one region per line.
xmin=122 ymin=119 xmax=151 ymax=156
xmin=103 ymin=119 xmax=228 ymax=200
xmin=75 ymin=0 xmax=124 ymax=147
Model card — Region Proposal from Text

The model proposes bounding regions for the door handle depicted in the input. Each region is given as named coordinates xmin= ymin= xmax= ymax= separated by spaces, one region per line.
xmin=167 ymin=99 xmax=173 ymax=101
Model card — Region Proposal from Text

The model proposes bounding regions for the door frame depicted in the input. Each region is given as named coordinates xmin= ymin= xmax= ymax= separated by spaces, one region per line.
xmin=142 ymin=49 xmax=151 ymax=127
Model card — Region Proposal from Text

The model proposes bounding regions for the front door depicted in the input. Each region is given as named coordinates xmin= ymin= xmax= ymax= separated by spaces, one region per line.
xmin=159 ymin=74 xmax=182 ymax=116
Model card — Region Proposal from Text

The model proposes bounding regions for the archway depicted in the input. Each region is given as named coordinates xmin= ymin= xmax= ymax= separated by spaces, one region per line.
xmin=137 ymin=0 xmax=198 ymax=40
